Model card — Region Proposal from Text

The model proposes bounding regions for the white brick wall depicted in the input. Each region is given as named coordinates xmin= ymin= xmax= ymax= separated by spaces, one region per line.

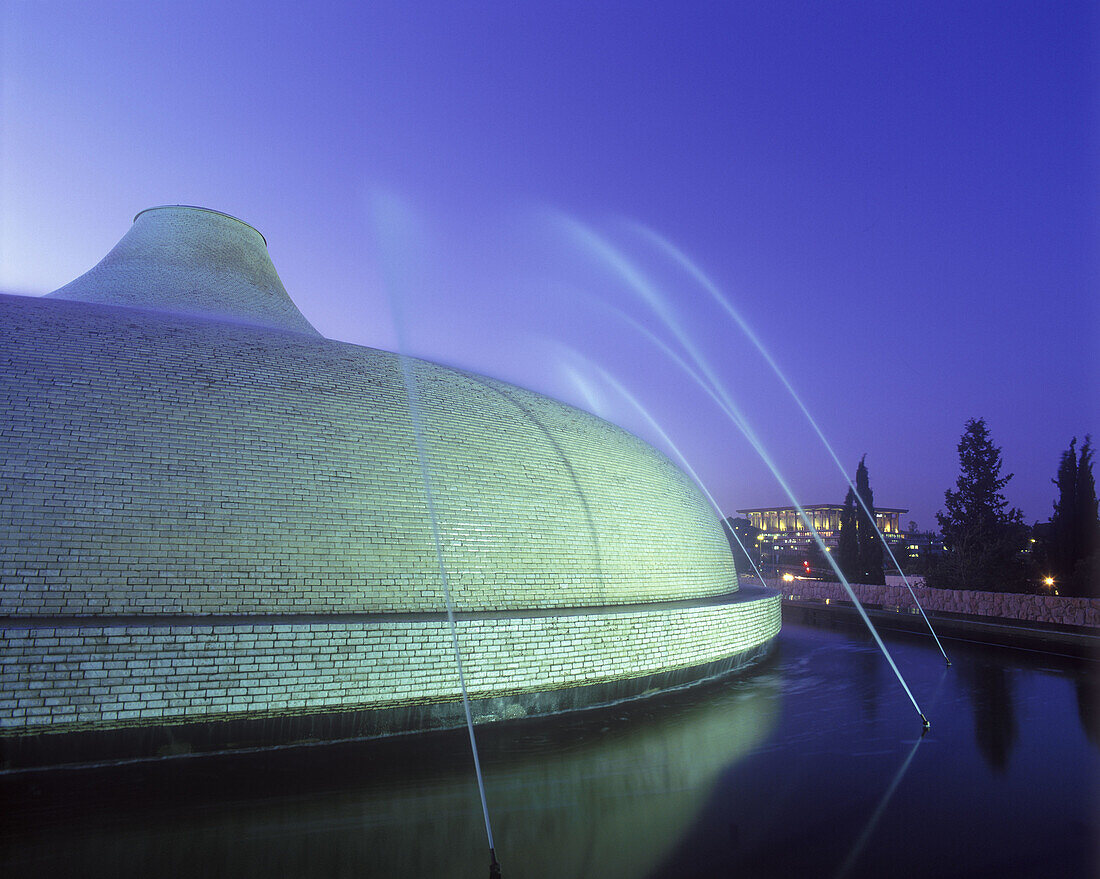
xmin=0 ymin=278 xmax=782 ymax=740
xmin=0 ymin=293 xmax=736 ymax=615
xmin=1 ymin=596 xmax=780 ymax=733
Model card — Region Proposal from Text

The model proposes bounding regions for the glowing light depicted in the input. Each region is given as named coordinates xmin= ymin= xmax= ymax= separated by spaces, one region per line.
xmin=782 ymin=573 xmax=795 ymax=582
xmin=1043 ymin=576 xmax=1055 ymax=588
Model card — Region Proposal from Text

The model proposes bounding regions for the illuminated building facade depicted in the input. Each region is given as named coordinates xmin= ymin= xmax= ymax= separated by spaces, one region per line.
xmin=737 ymin=504 xmax=909 ymax=559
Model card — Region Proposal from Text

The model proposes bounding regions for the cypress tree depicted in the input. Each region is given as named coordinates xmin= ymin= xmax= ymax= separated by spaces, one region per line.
xmin=1046 ymin=435 xmax=1099 ymax=596
xmin=1049 ymin=438 xmax=1079 ymax=585
xmin=837 ymin=487 xmax=859 ymax=582
xmin=1072 ymin=436 xmax=1099 ymax=596
xmin=855 ymin=455 xmax=885 ymax=584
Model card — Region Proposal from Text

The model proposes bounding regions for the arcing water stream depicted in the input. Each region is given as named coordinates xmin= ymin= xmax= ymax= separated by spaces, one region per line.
xmin=625 ymin=223 xmax=949 ymax=666
xmin=557 ymin=215 xmax=931 ymax=729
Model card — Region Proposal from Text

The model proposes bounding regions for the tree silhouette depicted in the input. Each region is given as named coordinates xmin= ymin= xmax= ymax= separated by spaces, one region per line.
xmin=722 ymin=516 xmax=762 ymax=579
xmin=932 ymin=418 xmax=1027 ymax=592
xmin=1049 ymin=435 xmax=1100 ymax=596
xmin=855 ymin=456 xmax=885 ymax=584
xmin=837 ymin=487 xmax=859 ymax=582
xmin=1049 ymin=438 xmax=1079 ymax=586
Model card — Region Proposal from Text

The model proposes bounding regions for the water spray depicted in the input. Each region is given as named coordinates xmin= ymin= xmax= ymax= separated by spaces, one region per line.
xmin=563 ymin=360 xmax=769 ymax=587
xmin=398 ymin=355 xmax=500 ymax=876
xmin=631 ymin=224 xmax=951 ymax=667
xmin=373 ymin=195 xmax=500 ymax=877
xmin=610 ymin=316 xmax=928 ymax=725
xmin=560 ymin=217 xmax=930 ymax=729
xmin=833 ymin=732 xmax=926 ymax=879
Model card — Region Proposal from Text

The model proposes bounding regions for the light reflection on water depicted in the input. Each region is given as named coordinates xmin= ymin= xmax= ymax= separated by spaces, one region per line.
xmin=1 ymin=623 xmax=1096 ymax=879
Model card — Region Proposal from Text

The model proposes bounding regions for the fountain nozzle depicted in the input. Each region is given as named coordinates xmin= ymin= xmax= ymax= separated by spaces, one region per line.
xmin=490 ymin=850 xmax=502 ymax=878
xmin=921 ymin=714 xmax=930 ymax=733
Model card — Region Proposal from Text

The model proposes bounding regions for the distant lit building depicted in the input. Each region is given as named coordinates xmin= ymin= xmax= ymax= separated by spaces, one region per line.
xmin=736 ymin=504 xmax=908 ymax=560
xmin=901 ymin=531 xmax=946 ymax=569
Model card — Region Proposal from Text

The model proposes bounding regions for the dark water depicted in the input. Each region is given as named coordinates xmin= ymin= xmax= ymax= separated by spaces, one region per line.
xmin=1 ymin=623 xmax=1097 ymax=878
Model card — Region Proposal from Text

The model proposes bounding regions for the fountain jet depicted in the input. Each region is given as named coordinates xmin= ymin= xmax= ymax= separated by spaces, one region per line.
xmin=628 ymin=222 xmax=950 ymax=666
xmin=371 ymin=193 xmax=499 ymax=875
xmin=557 ymin=216 xmax=930 ymax=728
xmin=561 ymin=359 xmax=769 ymax=586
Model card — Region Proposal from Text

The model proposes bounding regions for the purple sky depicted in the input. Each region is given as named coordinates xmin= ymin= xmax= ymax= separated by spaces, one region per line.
xmin=2 ymin=2 xmax=1096 ymax=530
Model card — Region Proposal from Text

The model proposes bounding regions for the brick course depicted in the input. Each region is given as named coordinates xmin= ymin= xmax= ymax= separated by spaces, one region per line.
xmin=1 ymin=293 xmax=736 ymax=615
xmin=2 ymin=598 xmax=780 ymax=733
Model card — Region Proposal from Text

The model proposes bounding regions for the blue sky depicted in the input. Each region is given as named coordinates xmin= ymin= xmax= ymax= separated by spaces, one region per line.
xmin=2 ymin=1 xmax=1096 ymax=529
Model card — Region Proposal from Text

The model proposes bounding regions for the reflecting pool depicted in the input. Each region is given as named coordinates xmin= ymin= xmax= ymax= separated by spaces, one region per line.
xmin=1 ymin=623 xmax=1096 ymax=878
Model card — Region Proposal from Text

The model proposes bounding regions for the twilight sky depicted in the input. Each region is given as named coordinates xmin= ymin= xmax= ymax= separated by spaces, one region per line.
xmin=2 ymin=1 xmax=1096 ymax=531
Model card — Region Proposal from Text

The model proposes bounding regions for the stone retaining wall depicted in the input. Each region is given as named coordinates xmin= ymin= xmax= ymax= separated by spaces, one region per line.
xmin=778 ymin=580 xmax=1100 ymax=628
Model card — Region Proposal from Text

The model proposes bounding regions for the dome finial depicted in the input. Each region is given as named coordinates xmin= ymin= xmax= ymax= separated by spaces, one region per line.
xmin=49 ymin=205 xmax=319 ymax=336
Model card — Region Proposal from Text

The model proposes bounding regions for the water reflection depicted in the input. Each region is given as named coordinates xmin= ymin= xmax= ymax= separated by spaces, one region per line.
xmin=854 ymin=644 xmax=881 ymax=724
xmin=1076 ymin=675 xmax=1100 ymax=750
xmin=2 ymin=626 xmax=1096 ymax=879
xmin=834 ymin=733 xmax=925 ymax=879
xmin=960 ymin=660 xmax=1018 ymax=773
xmin=1 ymin=662 xmax=782 ymax=879
xmin=648 ymin=627 xmax=1096 ymax=879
